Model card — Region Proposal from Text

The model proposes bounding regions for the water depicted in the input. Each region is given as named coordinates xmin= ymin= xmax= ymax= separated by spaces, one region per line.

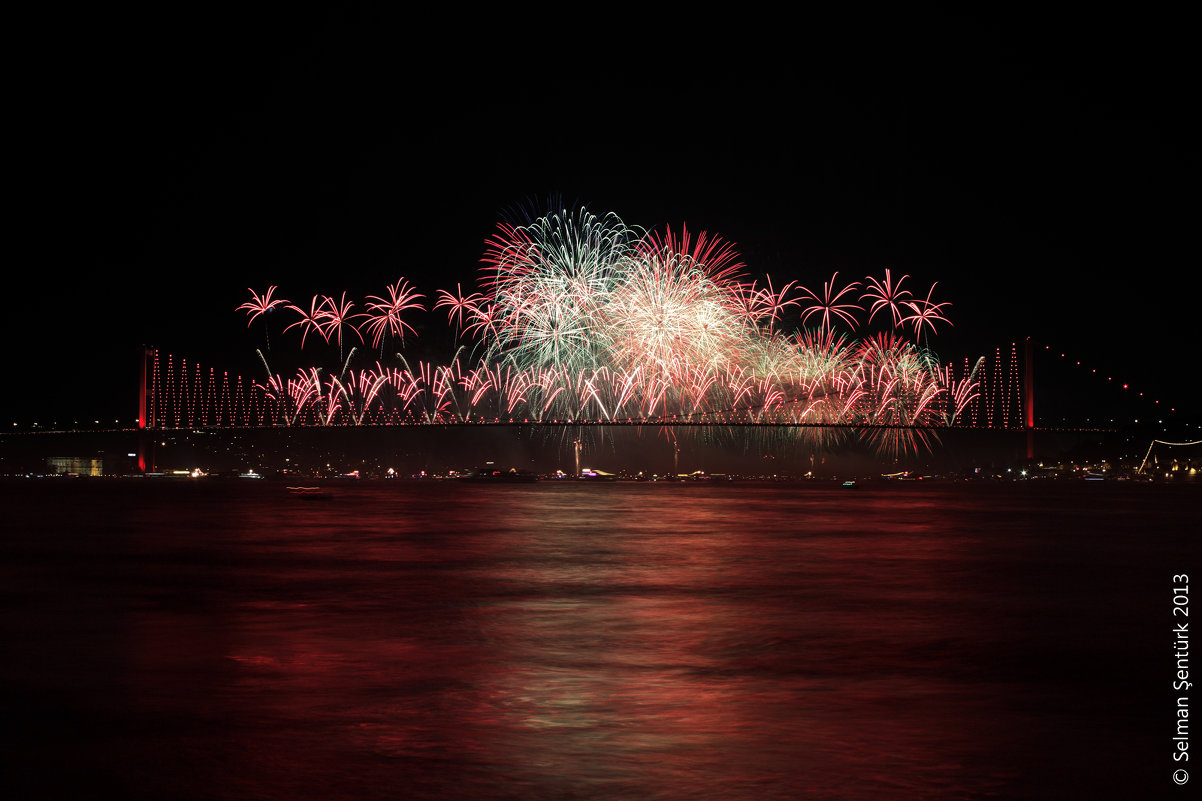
xmin=1 ymin=479 xmax=1195 ymax=800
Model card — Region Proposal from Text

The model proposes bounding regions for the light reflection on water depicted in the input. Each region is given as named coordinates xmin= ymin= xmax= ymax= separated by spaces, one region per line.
xmin=0 ymin=480 xmax=1192 ymax=799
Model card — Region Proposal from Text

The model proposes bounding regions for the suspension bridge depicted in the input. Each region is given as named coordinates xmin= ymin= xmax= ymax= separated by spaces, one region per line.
xmin=134 ymin=338 xmax=1145 ymax=472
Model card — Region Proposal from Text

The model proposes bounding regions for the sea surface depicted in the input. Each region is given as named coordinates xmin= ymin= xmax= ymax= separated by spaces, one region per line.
xmin=1 ymin=478 xmax=1196 ymax=800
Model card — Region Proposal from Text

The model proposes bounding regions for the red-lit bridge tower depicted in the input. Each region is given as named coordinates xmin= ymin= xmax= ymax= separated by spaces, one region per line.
xmin=1024 ymin=337 xmax=1035 ymax=460
xmin=138 ymin=345 xmax=155 ymax=472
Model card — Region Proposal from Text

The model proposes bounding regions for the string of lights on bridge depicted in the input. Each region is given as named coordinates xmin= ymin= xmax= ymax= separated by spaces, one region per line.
xmin=1040 ymin=343 xmax=1180 ymax=423
xmin=3 ymin=343 xmax=1183 ymax=434
xmin=133 ymin=349 xmax=1018 ymax=432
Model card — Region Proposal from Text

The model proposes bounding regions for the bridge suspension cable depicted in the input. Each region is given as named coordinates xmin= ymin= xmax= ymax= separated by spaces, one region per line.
xmin=1137 ymin=439 xmax=1202 ymax=475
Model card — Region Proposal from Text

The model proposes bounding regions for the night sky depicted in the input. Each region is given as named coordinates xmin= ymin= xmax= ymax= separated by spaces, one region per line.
xmin=7 ymin=10 xmax=1197 ymax=427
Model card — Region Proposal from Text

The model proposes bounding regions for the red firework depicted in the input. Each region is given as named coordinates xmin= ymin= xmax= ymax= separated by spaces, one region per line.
xmin=363 ymin=279 xmax=425 ymax=349
xmin=798 ymin=272 xmax=863 ymax=335
xmin=861 ymin=268 xmax=913 ymax=328
xmin=902 ymin=282 xmax=952 ymax=339
xmin=237 ymin=285 xmax=288 ymax=325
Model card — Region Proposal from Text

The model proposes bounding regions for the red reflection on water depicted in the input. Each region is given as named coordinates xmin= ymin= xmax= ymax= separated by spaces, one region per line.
xmin=7 ymin=480 xmax=1176 ymax=800
xmin=432 ymin=488 xmax=1016 ymax=799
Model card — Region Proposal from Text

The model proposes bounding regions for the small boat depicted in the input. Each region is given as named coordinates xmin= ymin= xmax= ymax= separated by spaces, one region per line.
xmin=287 ymin=486 xmax=333 ymax=500
xmin=841 ymin=480 xmax=857 ymax=489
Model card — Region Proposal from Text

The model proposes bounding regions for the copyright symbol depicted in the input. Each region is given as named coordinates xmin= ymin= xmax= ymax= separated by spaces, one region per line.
xmin=1174 ymin=769 xmax=1189 ymax=785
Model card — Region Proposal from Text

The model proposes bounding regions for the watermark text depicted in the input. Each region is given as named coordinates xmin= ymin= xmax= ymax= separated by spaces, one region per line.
xmin=1172 ymin=573 xmax=1190 ymax=786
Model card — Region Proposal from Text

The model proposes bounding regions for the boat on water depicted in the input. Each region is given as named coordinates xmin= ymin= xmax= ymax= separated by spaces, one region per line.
xmin=579 ymin=467 xmax=618 ymax=481
xmin=287 ymin=486 xmax=333 ymax=499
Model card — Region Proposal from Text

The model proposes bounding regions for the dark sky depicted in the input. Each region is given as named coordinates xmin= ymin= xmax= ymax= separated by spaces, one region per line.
xmin=7 ymin=10 xmax=1198 ymax=426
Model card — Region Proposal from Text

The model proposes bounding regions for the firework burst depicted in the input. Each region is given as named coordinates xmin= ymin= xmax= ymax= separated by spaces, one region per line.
xmin=363 ymin=279 xmax=425 ymax=353
xmin=231 ymin=206 xmax=975 ymax=458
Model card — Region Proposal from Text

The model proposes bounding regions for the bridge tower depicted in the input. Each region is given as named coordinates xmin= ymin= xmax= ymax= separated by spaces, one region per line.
xmin=1024 ymin=337 xmax=1035 ymax=460
xmin=138 ymin=345 xmax=155 ymax=472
